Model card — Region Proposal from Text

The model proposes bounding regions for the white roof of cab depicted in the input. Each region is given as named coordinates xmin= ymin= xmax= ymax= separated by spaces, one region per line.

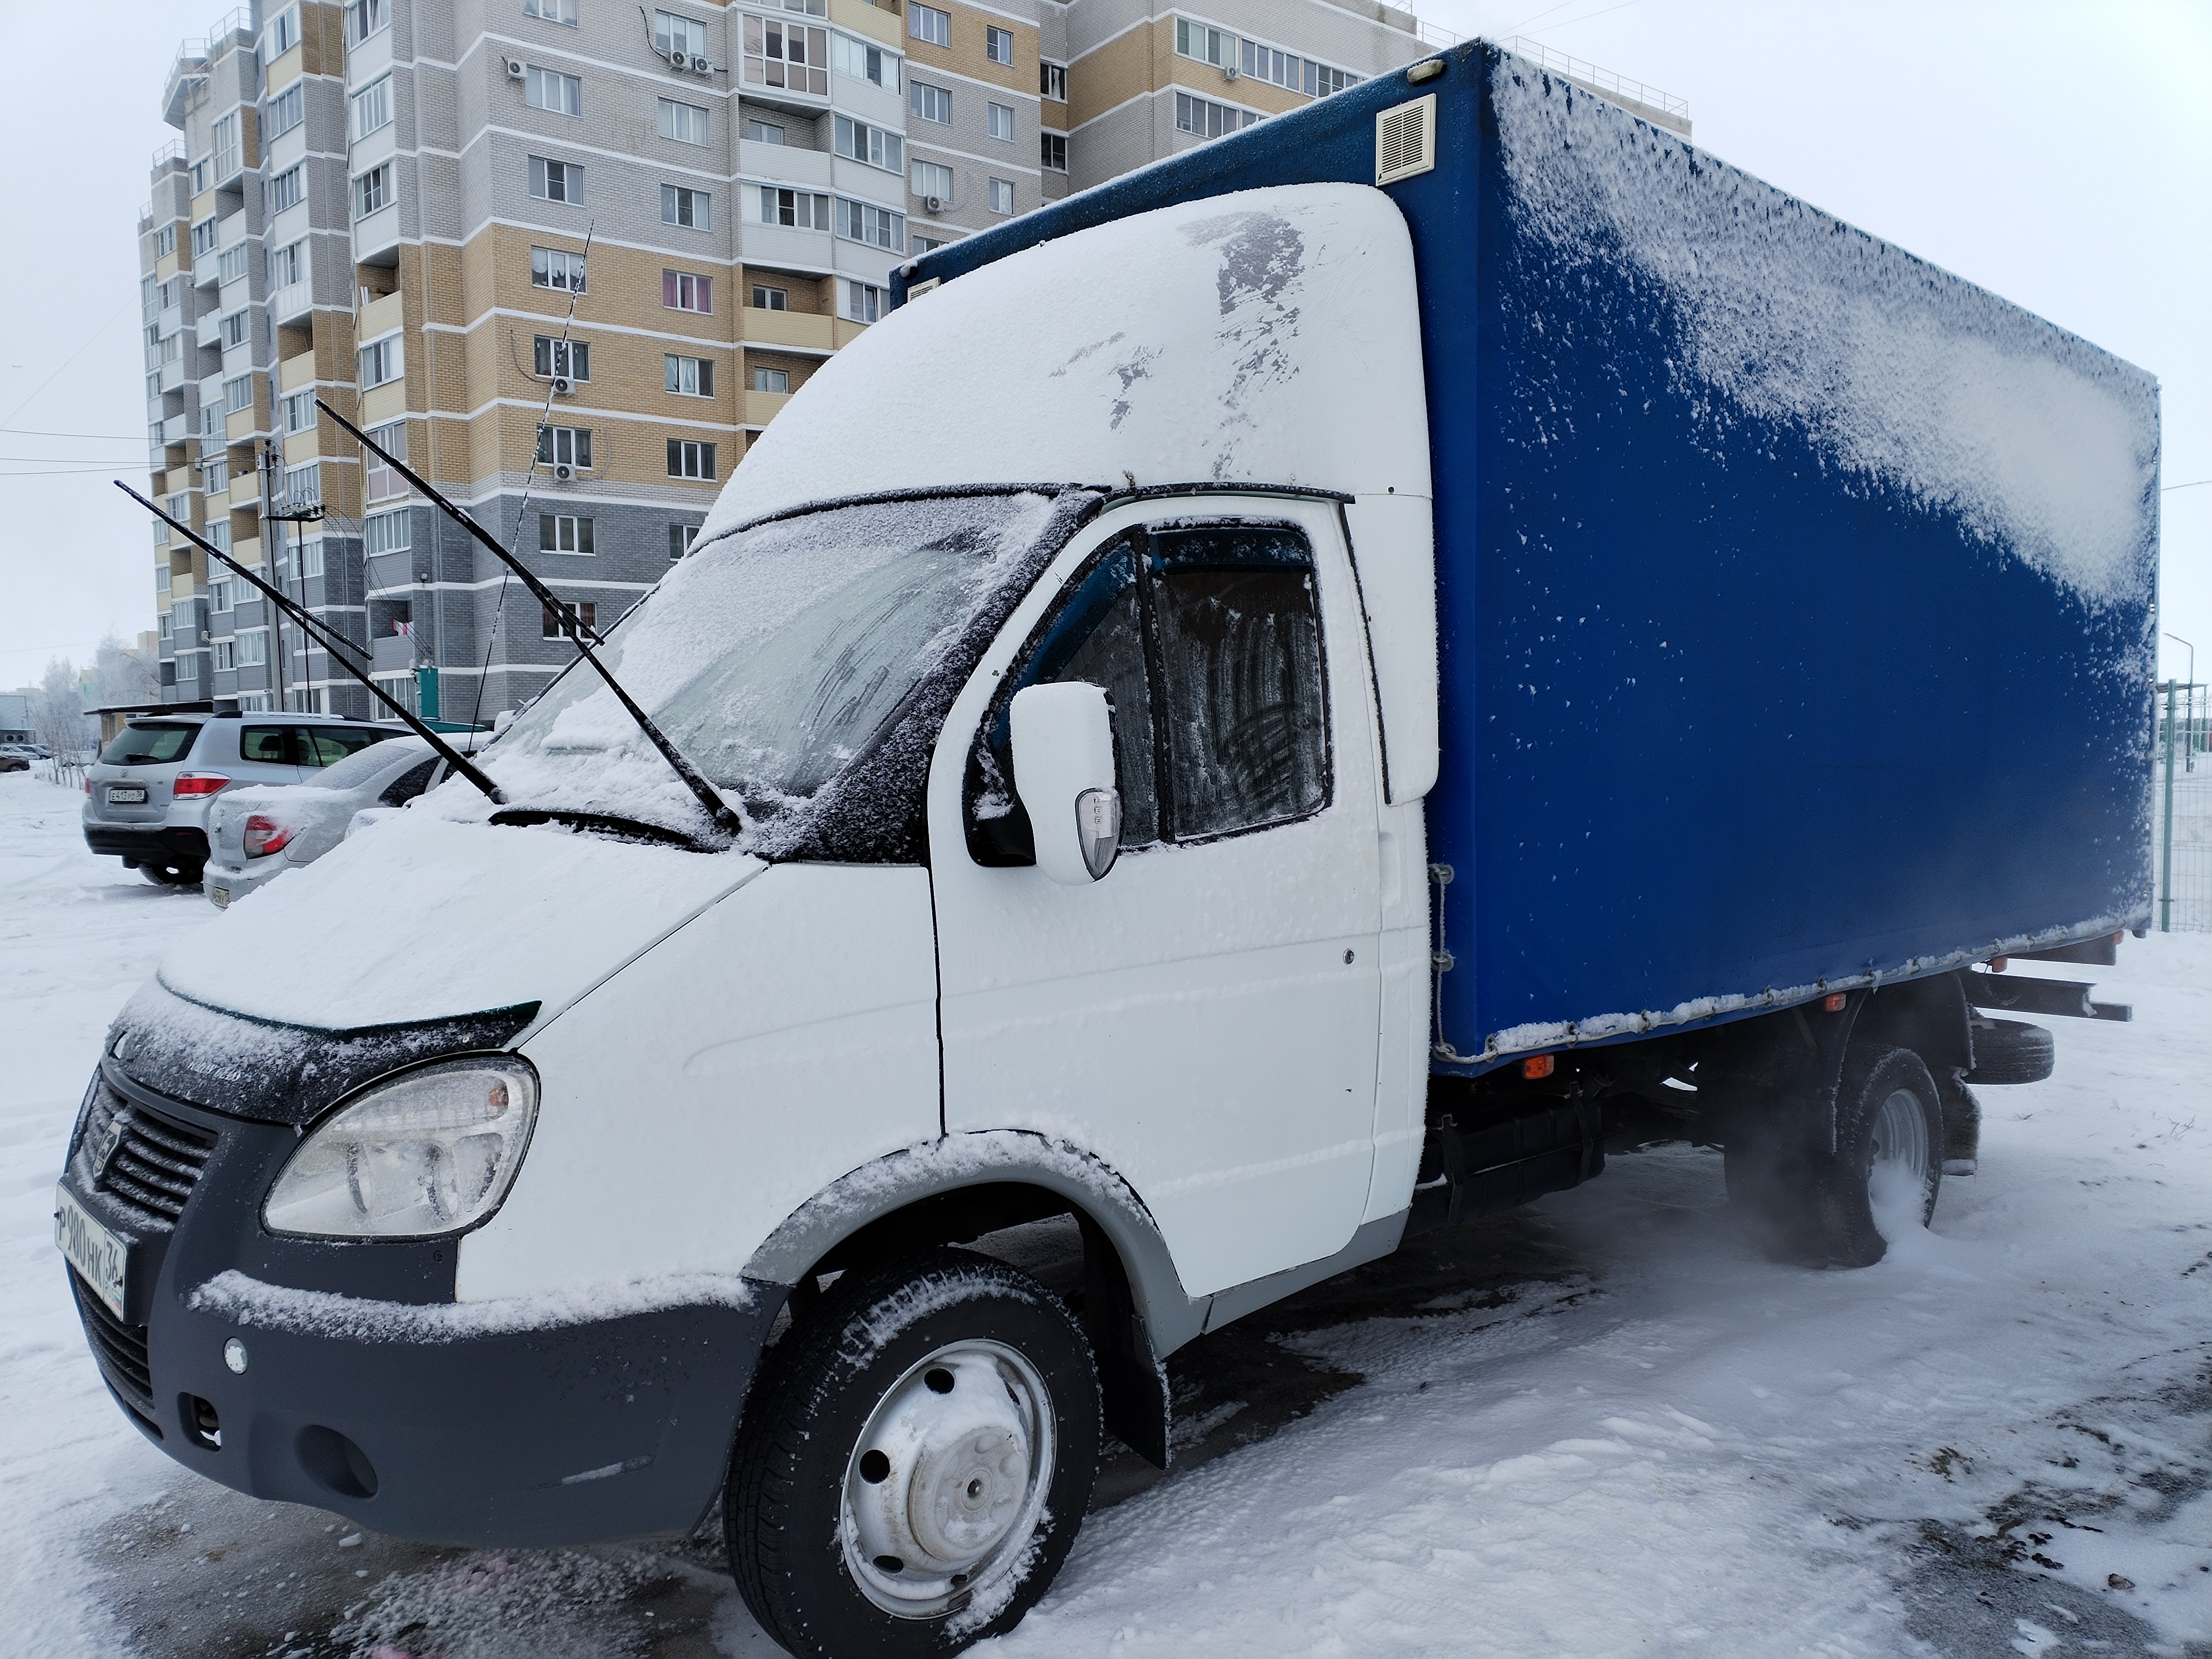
xmin=699 ymin=183 xmax=1432 ymax=536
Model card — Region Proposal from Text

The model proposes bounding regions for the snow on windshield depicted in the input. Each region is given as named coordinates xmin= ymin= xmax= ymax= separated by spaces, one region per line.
xmin=468 ymin=491 xmax=1069 ymax=851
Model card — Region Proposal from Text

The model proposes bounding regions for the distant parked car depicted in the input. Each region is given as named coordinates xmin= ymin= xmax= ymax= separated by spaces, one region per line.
xmin=204 ymin=733 xmax=487 ymax=909
xmin=81 ymin=711 xmax=397 ymax=885
xmin=0 ymin=745 xmax=35 ymax=773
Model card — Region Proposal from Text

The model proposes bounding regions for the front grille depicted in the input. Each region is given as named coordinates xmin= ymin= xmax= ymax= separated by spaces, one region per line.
xmin=77 ymin=1082 xmax=217 ymax=1226
xmin=69 ymin=1270 xmax=158 ymax=1431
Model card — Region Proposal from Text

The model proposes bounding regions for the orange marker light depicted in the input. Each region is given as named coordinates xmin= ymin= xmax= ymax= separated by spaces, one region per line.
xmin=1824 ymin=993 xmax=1847 ymax=1012
xmin=1522 ymin=1055 xmax=1555 ymax=1080
xmin=1988 ymin=957 xmax=2009 ymax=973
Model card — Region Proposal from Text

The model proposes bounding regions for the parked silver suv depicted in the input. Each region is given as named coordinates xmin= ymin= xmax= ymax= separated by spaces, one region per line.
xmin=81 ymin=712 xmax=396 ymax=885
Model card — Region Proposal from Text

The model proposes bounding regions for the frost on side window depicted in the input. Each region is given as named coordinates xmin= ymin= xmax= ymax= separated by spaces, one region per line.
xmin=485 ymin=490 xmax=1096 ymax=858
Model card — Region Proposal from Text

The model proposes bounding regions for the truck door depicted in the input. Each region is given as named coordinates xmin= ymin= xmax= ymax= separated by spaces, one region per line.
xmin=929 ymin=498 xmax=1384 ymax=1298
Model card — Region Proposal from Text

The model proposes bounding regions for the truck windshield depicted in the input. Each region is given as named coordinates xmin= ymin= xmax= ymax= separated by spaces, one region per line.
xmin=487 ymin=491 xmax=1073 ymax=848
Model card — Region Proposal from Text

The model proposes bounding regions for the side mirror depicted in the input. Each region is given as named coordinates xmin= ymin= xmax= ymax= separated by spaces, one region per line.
xmin=1009 ymin=682 xmax=1121 ymax=884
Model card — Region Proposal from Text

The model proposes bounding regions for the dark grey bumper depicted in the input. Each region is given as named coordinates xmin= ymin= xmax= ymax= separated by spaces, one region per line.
xmin=83 ymin=821 xmax=208 ymax=866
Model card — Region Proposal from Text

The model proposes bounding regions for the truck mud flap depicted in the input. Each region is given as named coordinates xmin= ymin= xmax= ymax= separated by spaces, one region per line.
xmin=1405 ymin=1093 xmax=1604 ymax=1237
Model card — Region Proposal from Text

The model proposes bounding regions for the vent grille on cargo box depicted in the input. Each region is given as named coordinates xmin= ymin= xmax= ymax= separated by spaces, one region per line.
xmin=1376 ymin=93 xmax=1437 ymax=186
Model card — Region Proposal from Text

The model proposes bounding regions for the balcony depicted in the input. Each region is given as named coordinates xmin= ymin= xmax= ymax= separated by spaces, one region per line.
xmin=353 ymin=204 xmax=400 ymax=266
xmin=158 ymin=357 xmax=190 ymax=394
xmin=742 ymin=305 xmax=835 ymax=352
xmin=742 ymin=389 xmax=792 ymax=426
xmin=742 ymin=139 xmax=831 ymax=188
xmin=193 ymin=251 xmax=223 ymax=289
xmin=157 ymin=303 xmax=183 ymax=339
xmin=271 ymin=280 xmax=312 ymax=325
xmin=196 ymin=311 xmax=223 ymax=350
xmin=371 ymin=635 xmax=416 ymax=676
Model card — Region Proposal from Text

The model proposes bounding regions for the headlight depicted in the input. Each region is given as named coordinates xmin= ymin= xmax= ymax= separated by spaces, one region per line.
xmin=263 ymin=1060 xmax=538 ymax=1239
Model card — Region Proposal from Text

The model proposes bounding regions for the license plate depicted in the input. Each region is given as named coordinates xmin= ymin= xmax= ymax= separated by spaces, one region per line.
xmin=210 ymin=886 xmax=230 ymax=908
xmin=108 ymin=786 xmax=147 ymax=804
xmin=56 ymin=1186 xmax=131 ymax=1320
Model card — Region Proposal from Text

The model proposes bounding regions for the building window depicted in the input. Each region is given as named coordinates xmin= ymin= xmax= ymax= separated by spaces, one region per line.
xmin=657 ymin=98 xmax=709 ymax=144
xmin=537 ymin=424 xmax=592 ymax=468
xmin=746 ymin=118 xmax=785 ymax=144
xmin=360 ymin=335 xmax=402 ymax=389
xmin=531 ymin=246 xmax=587 ymax=292
xmin=1240 ymin=38 xmax=1300 ymax=91
xmin=667 ymin=439 xmax=716 ymax=479
xmin=911 ymin=161 xmax=953 ymax=204
xmin=352 ymin=75 xmax=393 ymax=139
xmin=832 ymin=33 xmax=898 ymax=91
xmin=265 ymin=5 xmax=301 ymax=59
xmin=751 ymin=284 xmax=787 ymax=310
xmin=909 ymin=3 xmax=949 ymax=47
xmin=529 ymin=156 xmax=584 ymax=203
xmin=527 ymin=66 xmax=583 ymax=115
xmin=284 ymin=466 xmax=322 ymax=510
xmin=542 ymin=601 xmax=597 ymax=637
xmin=525 ymin=0 xmax=579 ymax=24
xmin=759 ymin=187 xmax=830 ymax=229
xmin=1041 ymin=60 xmax=1066 ymax=101
xmin=844 ymin=280 xmax=882 ymax=323
xmin=365 ymin=508 xmax=411 ymax=554
xmin=837 ymin=198 xmax=904 ymax=250
xmin=1305 ymin=60 xmax=1355 ymax=98
xmin=1174 ymin=91 xmax=1257 ymax=139
xmin=220 ymin=311 xmax=250 ymax=349
xmin=224 ymin=375 xmax=254 ymax=414
xmin=744 ymin=17 xmax=828 ymax=95
xmin=266 ymin=84 xmax=304 ymax=137
xmin=910 ymin=232 xmax=947 ymax=256
xmin=534 ymin=337 xmax=589 ymax=380
xmin=301 ymin=539 xmax=327 ymax=579
xmin=282 ymin=389 xmax=317 ymax=433
xmin=661 ymin=184 xmax=710 ymax=228
xmin=1175 ymin=17 xmax=1231 ymax=67
xmin=1041 ymin=132 xmax=1066 ymax=172
xmin=669 ymin=522 xmax=698 ymax=561
xmin=236 ymin=629 xmax=269 ymax=667
xmin=909 ymin=81 xmax=950 ymax=123
xmin=666 ymin=354 xmax=715 ymax=396
xmin=219 ymin=244 xmax=252 ymax=286
xmin=347 ymin=0 xmax=391 ymax=40
xmin=987 ymin=102 xmax=1013 ymax=142
xmin=651 ymin=9 xmax=705 ymax=54
xmin=988 ymin=177 xmax=1014 ymax=216
xmin=985 ymin=25 xmax=1012 ymax=65
xmin=213 ymin=638 xmax=236 ymax=672
xmin=835 ymin=115 xmax=902 ymax=172
xmin=211 ymin=577 xmax=234 ymax=612
xmin=204 ymin=458 xmax=230 ymax=494
xmin=153 ymin=224 xmax=176 ymax=259
xmin=365 ymin=420 xmax=407 ymax=499
xmin=539 ymin=513 xmax=593 ymax=553
xmin=352 ymin=164 xmax=391 ymax=218
xmin=266 ymin=165 xmax=304 ymax=215
xmin=750 ymin=367 xmax=789 ymax=394
xmin=191 ymin=217 xmax=219 ymax=258
xmin=272 ymin=240 xmax=306 ymax=286
xmin=663 ymin=270 xmax=712 ymax=313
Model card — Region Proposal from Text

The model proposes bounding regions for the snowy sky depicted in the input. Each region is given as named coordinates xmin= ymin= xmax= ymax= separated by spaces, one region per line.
xmin=0 ymin=1 xmax=2204 ymax=688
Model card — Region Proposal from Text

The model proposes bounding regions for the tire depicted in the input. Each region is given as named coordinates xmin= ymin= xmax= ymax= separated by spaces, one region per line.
xmin=1965 ymin=1017 xmax=2054 ymax=1085
xmin=727 ymin=1249 xmax=1101 ymax=1659
xmin=1727 ymin=1045 xmax=1943 ymax=1268
xmin=139 ymin=862 xmax=203 ymax=887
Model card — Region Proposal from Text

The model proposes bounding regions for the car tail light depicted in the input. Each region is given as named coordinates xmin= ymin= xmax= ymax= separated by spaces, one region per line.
xmin=173 ymin=773 xmax=229 ymax=797
xmin=243 ymin=815 xmax=294 ymax=858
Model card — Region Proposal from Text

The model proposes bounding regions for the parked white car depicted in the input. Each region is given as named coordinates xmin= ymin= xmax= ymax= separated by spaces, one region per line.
xmin=203 ymin=733 xmax=482 ymax=909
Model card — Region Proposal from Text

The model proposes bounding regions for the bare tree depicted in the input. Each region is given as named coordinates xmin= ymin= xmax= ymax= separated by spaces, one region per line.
xmin=30 ymin=658 xmax=91 ymax=758
xmin=90 ymin=630 xmax=159 ymax=710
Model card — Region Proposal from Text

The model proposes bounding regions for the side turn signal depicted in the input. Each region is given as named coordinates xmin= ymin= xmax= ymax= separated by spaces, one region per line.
xmin=1522 ymin=1055 xmax=1555 ymax=1080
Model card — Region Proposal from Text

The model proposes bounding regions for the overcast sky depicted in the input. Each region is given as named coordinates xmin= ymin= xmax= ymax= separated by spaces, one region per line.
xmin=0 ymin=1 xmax=2204 ymax=690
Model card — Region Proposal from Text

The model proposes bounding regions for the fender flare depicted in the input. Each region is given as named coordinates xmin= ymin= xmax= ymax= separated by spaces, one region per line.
xmin=739 ymin=1129 xmax=1208 ymax=1357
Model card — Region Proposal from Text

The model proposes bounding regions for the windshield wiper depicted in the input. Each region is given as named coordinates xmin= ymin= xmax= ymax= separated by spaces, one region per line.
xmin=316 ymin=399 xmax=747 ymax=843
xmin=117 ymin=482 xmax=507 ymax=805
xmin=487 ymin=806 xmax=718 ymax=852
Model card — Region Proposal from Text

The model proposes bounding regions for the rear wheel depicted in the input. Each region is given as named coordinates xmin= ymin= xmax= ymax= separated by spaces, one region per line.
xmin=726 ymin=1249 xmax=1100 ymax=1658
xmin=1965 ymin=1016 xmax=2054 ymax=1085
xmin=138 ymin=861 xmax=202 ymax=886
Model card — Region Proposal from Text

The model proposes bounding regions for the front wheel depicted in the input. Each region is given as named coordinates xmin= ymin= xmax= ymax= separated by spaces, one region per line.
xmin=726 ymin=1249 xmax=1101 ymax=1658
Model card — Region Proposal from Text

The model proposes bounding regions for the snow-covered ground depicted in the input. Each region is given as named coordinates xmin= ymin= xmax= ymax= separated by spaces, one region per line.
xmin=4 ymin=767 xmax=2210 ymax=1658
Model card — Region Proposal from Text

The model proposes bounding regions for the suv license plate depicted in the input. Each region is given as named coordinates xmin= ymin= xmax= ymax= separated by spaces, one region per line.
xmin=107 ymin=786 xmax=147 ymax=804
xmin=56 ymin=1186 xmax=131 ymax=1320
xmin=209 ymin=885 xmax=230 ymax=908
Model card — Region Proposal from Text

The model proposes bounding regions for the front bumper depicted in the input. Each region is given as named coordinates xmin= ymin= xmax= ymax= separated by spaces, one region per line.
xmin=61 ymin=1060 xmax=780 ymax=1546
xmin=83 ymin=820 xmax=208 ymax=866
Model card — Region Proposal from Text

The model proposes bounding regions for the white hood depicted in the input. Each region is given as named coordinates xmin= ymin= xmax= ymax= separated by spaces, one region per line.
xmin=159 ymin=808 xmax=761 ymax=1030
xmin=700 ymin=183 xmax=1431 ymax=533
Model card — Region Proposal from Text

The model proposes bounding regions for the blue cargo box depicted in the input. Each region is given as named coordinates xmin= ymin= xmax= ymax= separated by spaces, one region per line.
xmin=903 ymin=41 xmax=2161 ymax=1073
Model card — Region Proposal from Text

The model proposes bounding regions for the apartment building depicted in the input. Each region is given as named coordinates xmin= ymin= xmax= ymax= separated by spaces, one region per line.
xmin=138 ymin=0 xmax=1431 ymax=720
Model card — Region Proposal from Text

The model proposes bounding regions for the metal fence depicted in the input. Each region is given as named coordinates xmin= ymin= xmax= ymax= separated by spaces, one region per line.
xmin=2155 ymin=680 xmax=2211 ymax=932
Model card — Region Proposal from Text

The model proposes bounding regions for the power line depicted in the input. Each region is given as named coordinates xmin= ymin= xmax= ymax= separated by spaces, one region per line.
xmin=0 ymin=466 xmax=137 ymax=479
xmin=0 ymin=302 xmax=134 ymax=431
xmin=2164 ymin=479 xmax=2211 ymax=493
xmin=0 ymin=427 xmax=143 ymax=442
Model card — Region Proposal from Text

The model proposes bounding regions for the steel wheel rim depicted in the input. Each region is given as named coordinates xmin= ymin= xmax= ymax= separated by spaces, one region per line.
xmin=840 ymin=1337 xmax=1057 ymax=1620
xmin=1869 ymin=1086 xmax=1931 ymax=1209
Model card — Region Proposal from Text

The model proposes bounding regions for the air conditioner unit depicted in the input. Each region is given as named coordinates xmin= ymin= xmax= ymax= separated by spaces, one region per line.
xmin=550 ymin=374 xmax=574 ymax=396
xmin=553 ymin=462 xmax=575 ymax=481
xmin=1223 ymin=64 xmax=1240 ymax=83
xmin=668 ymin=48 xmax=689 ymax=69
xmin=505 ymin=57 xmax=526 ymax=80
xmin=925 ymin=195 xmax=944 ymax=213
xmin=690 ymin=54 xmax=713 ymax=74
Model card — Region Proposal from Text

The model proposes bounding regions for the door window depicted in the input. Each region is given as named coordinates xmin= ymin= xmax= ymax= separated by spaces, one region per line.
xmin=240 ymin=724 xmax=295 ymax=764
xmin=305 ymin=726 xmax=383 ymax=766
xmin=967 ymin=522 xmax=1329 ymax=863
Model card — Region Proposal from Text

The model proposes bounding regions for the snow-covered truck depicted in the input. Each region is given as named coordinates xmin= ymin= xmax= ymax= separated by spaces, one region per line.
xmin=59 ymin=41 xmax=2157 ymax=1658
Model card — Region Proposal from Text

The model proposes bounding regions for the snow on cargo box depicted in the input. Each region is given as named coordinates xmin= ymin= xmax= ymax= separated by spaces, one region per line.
xmin=899 ymin=39 xmax=2161 ymax=1073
